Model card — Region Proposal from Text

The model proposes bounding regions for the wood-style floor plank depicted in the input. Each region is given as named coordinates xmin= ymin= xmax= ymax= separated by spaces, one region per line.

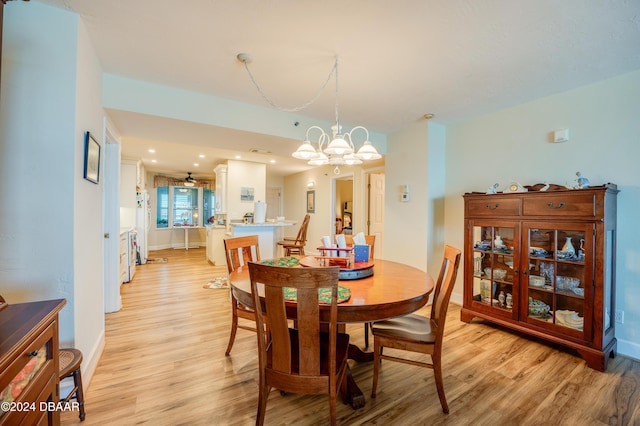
xmin=61 ymin=248 xmax=640 ymax=425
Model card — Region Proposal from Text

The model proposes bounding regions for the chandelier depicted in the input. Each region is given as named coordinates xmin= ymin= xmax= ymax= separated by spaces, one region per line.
xmin=291 ymin=57 xmax=380 ymax=174
xmin=237 ymin=54 xmax=381 ymax=174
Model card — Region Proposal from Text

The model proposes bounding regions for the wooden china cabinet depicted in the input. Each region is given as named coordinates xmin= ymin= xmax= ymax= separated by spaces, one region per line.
xmin=461 ymin=184 xmax=618 ymax=371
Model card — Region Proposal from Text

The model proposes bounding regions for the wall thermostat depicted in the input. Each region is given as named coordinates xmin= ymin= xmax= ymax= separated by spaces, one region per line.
xmin=401 ymin=184 xmax=410 ymax=202
xmin=553 ymin=129 xmax=570 ymax=143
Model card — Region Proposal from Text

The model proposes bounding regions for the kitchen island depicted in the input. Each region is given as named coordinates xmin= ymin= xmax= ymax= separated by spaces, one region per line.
xmin=230 ymin=221 xmax=296 ymax=259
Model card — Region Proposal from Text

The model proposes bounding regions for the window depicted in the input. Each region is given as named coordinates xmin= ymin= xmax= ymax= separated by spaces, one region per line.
xmin=157 ymin=186 xmax=169 ymax=228
xmin=203 ymin=188 xmax=216 ymax=224
xmin=173 ymin=187 xmax=199 ymax=226
xmin=156 ymin=186 xmax=207 ymax=228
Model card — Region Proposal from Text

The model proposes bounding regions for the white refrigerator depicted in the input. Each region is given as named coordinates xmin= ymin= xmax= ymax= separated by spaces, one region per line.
xmin=136 ymin=191 xmax=151 ymax=264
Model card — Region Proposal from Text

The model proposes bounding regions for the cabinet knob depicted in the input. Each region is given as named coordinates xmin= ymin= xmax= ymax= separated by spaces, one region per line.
xmin=485 ymin=203 xmax=499 ymax=210
xmin=28 ymin=350 xmax=38 ymax=357
xmin=547 ymin=201 xmax=566 ymax=209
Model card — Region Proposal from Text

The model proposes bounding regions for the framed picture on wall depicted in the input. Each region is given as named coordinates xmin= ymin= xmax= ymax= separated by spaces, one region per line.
xmin=83 ymin=131 xmax=101 ymax=184
xmin=240 ymin=187 xmax=255 ymax=201
xmin=307 ymin=190 xmax=315 ymax=213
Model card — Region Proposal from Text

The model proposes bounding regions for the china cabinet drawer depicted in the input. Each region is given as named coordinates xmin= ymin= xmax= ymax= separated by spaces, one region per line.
xmin=523 ymin=193 xmax=596 ymax=218
xmin=466 ymin=197 xmax=521 ymax=217
xmin=0 ymin=322 xmax=53 ymax=386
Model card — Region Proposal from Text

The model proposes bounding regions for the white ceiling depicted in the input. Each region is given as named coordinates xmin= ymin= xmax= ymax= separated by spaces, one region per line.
xmin=34 ymin=0 xmax=640 ymax=180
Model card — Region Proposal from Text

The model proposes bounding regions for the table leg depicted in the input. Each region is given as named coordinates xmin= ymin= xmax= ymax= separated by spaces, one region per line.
xmin=348 ymin=343 xmax=374 ymax=363
xmin=342 ymin=343 xmax=374 ymax=409
xmin=185 ymin=228 xmax=189 ymax=250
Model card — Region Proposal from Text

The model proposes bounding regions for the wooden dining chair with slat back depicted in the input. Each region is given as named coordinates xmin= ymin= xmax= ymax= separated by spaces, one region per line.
xmin=370 ymin=245 xmax=461 ymax=414
xmin=277 ymin=214 xmax=310 ymax=256
xmin=224 ymin=235 xmax=262 ymax=355
xmin=248 ymin=262 xmax=350 ymax=426
xmin=344 ymin=234 xmax=376 ymax=347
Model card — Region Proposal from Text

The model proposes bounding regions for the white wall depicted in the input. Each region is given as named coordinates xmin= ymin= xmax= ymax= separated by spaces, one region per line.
xmin=226 ymin=160 xmax=266 ymax=222
xmin=73 ymin=16 xmax=106 ymax=375
xmin=1 ymin=1 xmax=105 ymax=379
xmin=103 ymin=74 xmax=387 ymax=151
xmin=384 ymin=121 xmax=430 ymax=271
xmin=1 ymin=2 xmax=77 ymax=339
xmin=444 ymin=70 xmax=640 ymax=358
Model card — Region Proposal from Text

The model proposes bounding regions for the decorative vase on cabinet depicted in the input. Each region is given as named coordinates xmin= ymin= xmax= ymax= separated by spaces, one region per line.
xmin=461 ymin=184 xmax=618 ymax=371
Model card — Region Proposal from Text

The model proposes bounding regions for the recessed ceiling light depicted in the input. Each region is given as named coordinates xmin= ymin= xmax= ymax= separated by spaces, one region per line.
xmin=151 ymin=159 xmax=157 ymax=163
xmin=199 ymin=154 xmax=205 ymax=158
xmin=148 ymin=149 xmax=156 ymax=153
xmin=235 ymin=155 xmax=241 ymax=159
xmin=270 ymin=159 xmax=276 ymax=164
xmin=193 ymin=163 xmax=199 ymax=167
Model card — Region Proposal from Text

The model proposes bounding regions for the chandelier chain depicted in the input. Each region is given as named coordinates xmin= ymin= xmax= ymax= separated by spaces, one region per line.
xmin=334 ymin=56 xmax=340 ymax=131
xmin=241 ymin=57 xmax=337 ymax=113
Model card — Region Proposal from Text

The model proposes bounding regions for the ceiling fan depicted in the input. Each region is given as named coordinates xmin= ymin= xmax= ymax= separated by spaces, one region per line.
xmin=184 ymin=172 xmax=196 ymax=187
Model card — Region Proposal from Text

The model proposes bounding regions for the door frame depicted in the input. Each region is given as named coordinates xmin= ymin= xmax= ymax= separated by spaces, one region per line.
xmin=331 ymin=172 xmax=354 ymax=238
xmin=364 ymin=166 xmax=385 ymax=259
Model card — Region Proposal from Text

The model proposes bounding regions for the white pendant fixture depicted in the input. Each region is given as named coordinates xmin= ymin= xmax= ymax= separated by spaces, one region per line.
xmin=237 ymin=53 xmax=381 ymax=174
xmin=292 ymin=57 xmax=381 ymax=174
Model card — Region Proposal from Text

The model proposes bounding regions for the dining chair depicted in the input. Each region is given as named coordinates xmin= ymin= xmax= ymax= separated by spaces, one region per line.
xmin=277 ymin=214 xmax=310 ymax=256
xmin=223 ymin=235 xmax=262 ymax=356
xmin=343 ymin=234 xmax=376 ymax=347
xmin=343 ymin=234 xmax=375 ymax=259
xmin=370 ymin=245 xmax=462 ymax=414
xmin=248 ymin=262 xmax=350 ymax=426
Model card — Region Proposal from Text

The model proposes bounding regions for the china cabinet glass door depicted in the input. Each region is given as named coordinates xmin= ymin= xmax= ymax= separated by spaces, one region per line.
xmin=470 ymin=221 xmax=518 ymax=318
xmin=524 ymin=222 xmax=593 ymax=340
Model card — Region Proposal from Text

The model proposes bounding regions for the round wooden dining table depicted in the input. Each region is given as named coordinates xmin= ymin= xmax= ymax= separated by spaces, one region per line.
xmin=228 ymin=257 xmax=435 ymax=409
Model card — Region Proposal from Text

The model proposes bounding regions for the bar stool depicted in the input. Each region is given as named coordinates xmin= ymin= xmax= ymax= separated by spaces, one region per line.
xmin=59 ymin=348 xmax=86 ymax=421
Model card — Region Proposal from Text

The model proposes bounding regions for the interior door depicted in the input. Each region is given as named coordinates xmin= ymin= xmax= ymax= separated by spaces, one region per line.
xmin=103 ymin=122 xmax=122 ymax=313
xmin=368 ymin=172 xmax=385 ymax=259
xmin=265 ymin=187 xmax=281 ymax=220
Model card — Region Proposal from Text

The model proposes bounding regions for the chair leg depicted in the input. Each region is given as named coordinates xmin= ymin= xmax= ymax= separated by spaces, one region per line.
xmin=364 ymin=323 xmax=370 ymax=348
xmin=73 ymin=368 xmax=86 ymax=421
xmin=371 ymin=340 xmax=381 ymax=398
xmin=433 ymin=354 xmax=449 ymax=414
xmin=329 ymin=393 xmax=337 ymax=426
xmin=256 ymin=384 xmax=270 ymax=426
xmin=225 ymin=301 xmax=239 ymax=356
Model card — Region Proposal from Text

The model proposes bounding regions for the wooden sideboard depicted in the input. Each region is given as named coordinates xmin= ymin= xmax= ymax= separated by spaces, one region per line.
xmin=0 ymin=299 xmax=66 ymax=425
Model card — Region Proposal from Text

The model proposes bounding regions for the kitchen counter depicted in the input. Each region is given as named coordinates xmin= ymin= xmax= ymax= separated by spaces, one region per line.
xmin=230 ymin=221 xmax=296 ymax=259
xmin=230 ymin=221 xmax=296 ymax=227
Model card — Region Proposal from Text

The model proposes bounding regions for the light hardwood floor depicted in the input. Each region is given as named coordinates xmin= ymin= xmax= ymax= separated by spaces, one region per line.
xmin=61 ymin=248 xmax=640 ymax=425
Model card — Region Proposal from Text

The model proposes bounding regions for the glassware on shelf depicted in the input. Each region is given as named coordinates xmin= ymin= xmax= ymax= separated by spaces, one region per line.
xmin=562 ymin=237 xmax=575 ymax=255
xmin=474 ymin=253 xmax=485 ymax=275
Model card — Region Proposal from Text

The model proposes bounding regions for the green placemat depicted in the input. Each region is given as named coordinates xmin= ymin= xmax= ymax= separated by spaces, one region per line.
xmin=260 ymin=257 xmax=300 ymax=267
xmin=283 ymin=286 xmax=351 ymax=304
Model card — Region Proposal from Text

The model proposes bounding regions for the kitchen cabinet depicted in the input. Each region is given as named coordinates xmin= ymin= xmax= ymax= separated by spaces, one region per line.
xmin=120 ymin=160 xmax=138 ymax=209
xmin=0 ymin=299 xmax=66 ymax=426
xmin=205 ymin=225 xmax=227 ymax=266
xmin=461 ymin=184 xmax=618 ymax=371
xmin=136 ymin=161 xmax=145 ymax=189
xmin=119 ymin=231 xmax=128 ymax=284
xmin=213 ymin=164 xmax=227 ymax=214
